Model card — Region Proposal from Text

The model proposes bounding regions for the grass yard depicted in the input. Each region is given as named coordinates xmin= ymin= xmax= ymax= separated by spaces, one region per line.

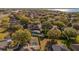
xmin=0 ymin=32 xmax=9 ymax=41
xmin=0 ymin=28 xmax=7 ymax=33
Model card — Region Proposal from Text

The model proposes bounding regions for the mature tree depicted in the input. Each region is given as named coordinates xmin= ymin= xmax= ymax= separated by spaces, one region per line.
xmin=62 ymin=27 xmax=77 ymax=49
xmin=40 ymin=19 xmax=47 ymax=23
xmin=9 ymin=24 xmax=23 ymax=32
xmin=12 ymin=29 xmax=31 ymax=45
xmin=59 ymin=19 xmax=69 ymax=25
xmin=14 ymin=13 xmax=31 ymax=28
xmin=42 ymin=21 xmax=53 ymax=37
xmin=63 ymin=27 xmax=77 ymax=37
xmin=47 ymin=27 xmax=61 ymax=40
xmin=53 ymin=21 xmax=65 ymax=30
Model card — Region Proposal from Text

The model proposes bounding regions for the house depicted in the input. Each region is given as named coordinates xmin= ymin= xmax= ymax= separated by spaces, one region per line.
xmin=0 ymin=41 xmax=8 ymax=51
xmin=0 ymin=38 xmax=12 ymax=51
xmin=28 ymin=23 xmax=44 ymax=37
xmin=8 ymin=37 xmax=40 ymax=51
xmin=9 ymin=15 xmax=19 ymax=24
xmin=71 ymin=44 xmax=79 ymax=51
xmin=46 ymin=43 xmax=70 ymax=51
xmin=27 ymin=23 xmax=42 ymax=30
xmin=31 ymin=30 xmax=44 ymax=37
xmin=51 ymin=44 xmax=70 ymax=51
xmin=20 ymin=37 xmax=40 ymax=51
xmin=68 ymin=14 xmax=77 ymax=21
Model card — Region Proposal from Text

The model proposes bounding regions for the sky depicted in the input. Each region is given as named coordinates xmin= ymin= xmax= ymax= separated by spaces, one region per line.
xmin=51 ymin=9 xmax=79 ymax=12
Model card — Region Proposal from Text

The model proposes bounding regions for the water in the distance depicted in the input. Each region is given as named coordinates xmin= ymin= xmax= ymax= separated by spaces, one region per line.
xmin=49 ymin=8 xmax=79 ymax=12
